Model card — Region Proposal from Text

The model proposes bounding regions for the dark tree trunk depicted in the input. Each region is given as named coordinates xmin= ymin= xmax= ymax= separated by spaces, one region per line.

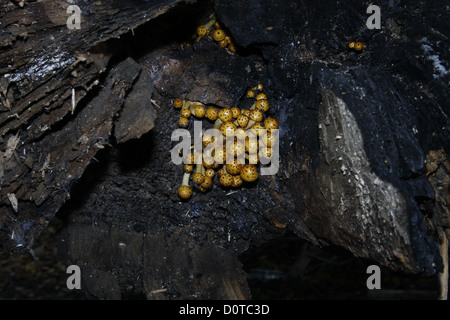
xmin=1 ymin=0 xmax=449 ymax=299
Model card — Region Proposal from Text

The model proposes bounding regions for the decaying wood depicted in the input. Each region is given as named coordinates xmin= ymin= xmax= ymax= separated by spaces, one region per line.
xmin=1 ymin=0 xmax=449 ymax=299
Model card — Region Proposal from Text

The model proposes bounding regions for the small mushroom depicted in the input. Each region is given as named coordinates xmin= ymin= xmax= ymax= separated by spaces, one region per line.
xmin=206 ymin=107 xmax=219 ymax=121
xmin=219 ymin=173 xmax=234 ymax=187
xmin=212 ymin=29 xmax=226 ymax=42
xmin=240 ymin=164 xmax=259 ymax=182
xmin=178 ymin=117 xmax=189 ymax=128
xmin=178 ymin=172 xmax=193 ymax=200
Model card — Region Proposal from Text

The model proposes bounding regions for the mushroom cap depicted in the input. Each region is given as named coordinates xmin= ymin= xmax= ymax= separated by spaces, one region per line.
xmin=196 ymin=25 xmax=207 ymax=37
xmin=235 ymin=127 xmax=247 ymax=140
xmin=249 ymin=109 xmax=263 ymax=122
xmin=220 ymin=121 xmax=237 ymax=137
xmin=226 ymin=160 xmax=243 ymax=175
xmin=218 ymin=40 xmax=228 ymax=48
xmin=203 ymin=156 xmax=215 ymax=168
xmin=241 ymin=109 xmax=251 ymax=117
xmin=355 ymin=42 xmax=364 ymax=51
xmin=264 ymin=118 xmax=279 ymax=131
xmin=261 ymin=131 xmax=277 ymax=147
xmin=218 ymin=108 xmax=233 ymax=122
xmin=178 ymin=117 xmax=189 ymax=128
xmin=255 ymin=93 xmax=267 ymax=101
xmin=180 ymin=108 xmax=191 ymax=118
xmin=256 ymin=83 xmax=264 ymax=91
xmin=245 ymin=136 xmax=259 ymax=153
xmin=194 ymin=104 xmax=206 ymax=118
xmin=201 ymin=176 xmax=213 ymax=189
xmin=212 ymin=29 xmax=226 ymax=42
xmin=178 ymin=185 xmax=193 ymax=199
xmin=237 ymin=114 xmax=249 ymax=128
xmin=348 ymin=41 xmax=356 ymax=49
xmin=250 ymin=122 xmax=265 ymax=136
xmin=205 ymin=168 xmax=215 ymax=178
xmin=202 ymin=134 xmax=215 ymax=147
xmin=255 ymin=99 xmax=269 ymax=112
xmin=183 ymin=164 xmax=194 ymax=173
xmin=206 ymin=107 xmax=219 ymax=121
xmin=260 ymin=146 xmax=273 ymax=159
xmin=231 ymin=107 xmax=241 ymax=118
xmin=173 ymin=98 xmax=183 ymax=108
xmin=247 ymin=89 xmax=256 ymax=98
xmin=192 ymin=172 xmax=205 ymax=185
xmin=232 ymin=175 xmax=243 ymax=187
xmin=227 ymin=140 xmax=245 ymax=157
xmin=240 ymin=164 xmax=259 ymax=182
xmin=228 ymin=43 xmax=236 ymax=53
xmin=219 ymin=173 xmax=234 ymax=187
xmin=185 ymin=152 xmax=196 ymax=165
xmin=213 ymin=147 xmax=227 ymax=164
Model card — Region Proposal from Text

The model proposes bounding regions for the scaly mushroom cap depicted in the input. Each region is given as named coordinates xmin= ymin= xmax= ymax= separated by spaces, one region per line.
xmin=219 ymin=173 xmax=234 ymax=187
xmin=241 ymin=109 xmax=251 ymax=117
xmin=245 ymin=136 xmax=259 ymax=154
xmin=213 ymin=147 xmax=227 ymax=164
xmin=232 ymin=175 xmax=243 ymax=187
xmin=235 ymin=127 xmax=247 ymax=141
xmin=205 ymin=168 xmax=215 ymax=178
xmin=202 ymin=134 xmax=215 ymax=147
xmin=237 ymin=114 xmax=249 ymax=128
xmin=250 ymin=122 xmax=265 ymax=136
xmin=255 ymin=99 xmax=269 ymax=112
xmin=227 ymin=140 xmax=245 ymax=157
xmin=264 ymin=118 xmax=279 ymax=131
xmin=218 ymin=40 xmax=228 ymax=48
xmin=180 ymin=108 xmax=191 ymax=118
xmin=206 ymin=107 xmax=219 ymax=121
xmin=249 ymin=109 xmax=263 ymax=122
xmin=185 ymin=152 xmax=196 ymax=165
xmin=203 ymin=156 xmax=215 ymax=169
xmin=192 ymin=172 xmax=205 ymax=185
xmin=355 ymin=42 xmax=364 ymax=51
xmin=173 ymin=98 xmax=183 ymax=109
xmin=261 ymin=131 xmax=277 ymax=147
xmin=218 ymin=108 xmax=233 ymax=122
xmin=196 ymin=25 xmax=207 ymax=37
xmin=255 ymin=93 xmax=267 ymax=101
xmin=247 ymin=89 xmax=256 ymax=98
xmin=231 ymin=107 xmax=241 ymax=119
xmin=201 ymin=176 xmax=213 ymax=189
xmin=212 ymin=29 xmax=226 ymax=42
xmin=183 ymin=164 xmax=194 ymax=173
xmin=194 ymin=104 xmax=206 ymax=118
xmin=260 ymin=146 xmax=273 ymax=160
xmin=178 ymin=185 xmax=193 ymax=199
xmin=240 ymin=164 xmax=259 ymax=182
xmin=226 ymin=159 xmax=243 ymax=175
xmin=348 ymin=41 xmax=356 ymax=49
xmin=220 ymin=121 xmax=237 ymax=137
xmin=178 ymin=117 xmax=189 ymax=128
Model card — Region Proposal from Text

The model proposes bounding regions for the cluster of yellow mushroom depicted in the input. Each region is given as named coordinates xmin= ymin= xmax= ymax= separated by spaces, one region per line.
xmin=194 ymin=14 xmax=236 ymax=54
xmin=175 ymin=84 xmax=279 ymax=200
xmin=348 ymin=41 xmax=366 ymax=52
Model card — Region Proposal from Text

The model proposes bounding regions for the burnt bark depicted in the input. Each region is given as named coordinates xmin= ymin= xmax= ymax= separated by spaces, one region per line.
xmin=1 ymin=0 xmax=449 ymax=299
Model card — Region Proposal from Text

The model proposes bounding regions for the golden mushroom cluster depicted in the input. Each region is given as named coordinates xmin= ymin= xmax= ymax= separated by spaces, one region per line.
xmin=191 ymin=14 xmax=236 ymax=54
xmin=348 ymin=41 xmax=366 ymax=52
xmin=174 ymin=84 xmax=279 ymax=200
